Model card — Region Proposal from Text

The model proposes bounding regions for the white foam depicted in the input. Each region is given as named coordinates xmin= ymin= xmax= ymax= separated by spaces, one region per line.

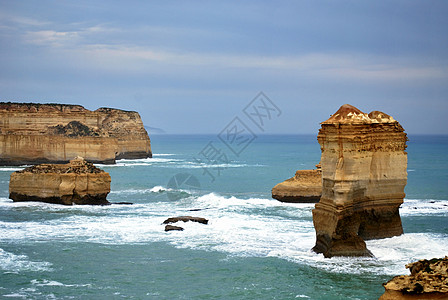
xmin=95 ymin=157 xmax=183 ymax=168
xmin=109 ymin=188 xmax=154 ymax=195
xmin=31 ymin=279 xmax=91 ymax=287
xmin=96 ymin=157 xmax=262 ymax=169
xmin=367 ymin=233 xmax=448 ymax=274
xmin=1 ymin=193 xmax=447 ymax=276
xmin=0 ymin=197 xmax=114 ymax=212
xmin=149 ymin=186 xmax=171 ymax=193
xmin=152 ymin=153 xmax=176 ymax=157
xmin=2 ymin=293 xmax=27 ymax=298
xmin=109 ymin=185 xmax=194 ymax=196
xmin=0 ymin=248 xmax=53 ymax=273
xmin=0 ymin=167 xmax=24 ymax=172
xmin=400 ymin=199 xmax=448 ymax=216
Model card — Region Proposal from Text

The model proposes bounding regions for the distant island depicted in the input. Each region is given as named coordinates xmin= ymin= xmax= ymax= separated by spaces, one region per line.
xmin=0 ymin=102 xmax=152 ymax=165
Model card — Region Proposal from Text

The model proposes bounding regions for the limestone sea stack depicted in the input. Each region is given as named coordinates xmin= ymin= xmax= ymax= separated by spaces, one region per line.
xmin=0 ymin=102 xmax=152 ymax=165
xmin=272 ymin=166 xmax=322 ymax=203
xmin=312 ymin=104 xmax=408 ymax=258
xmin=9 ymin=157 xmax=111 ymax=205
xmin=379 ymin=257 xmax=448 ymax=299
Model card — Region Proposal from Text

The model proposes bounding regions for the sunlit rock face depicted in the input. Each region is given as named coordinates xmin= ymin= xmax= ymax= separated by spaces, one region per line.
xmin=9 ymin=157 xmax=111 ymax=205
xmin=379 ymin=257 xmax=448 ymax=300
xmin=0 ymin=102 xmax=151 ymax=165
xmin=272 ymin=167 xmax=322 ymax=203
xmin=312 ymin=104 xmax=408 ymax=258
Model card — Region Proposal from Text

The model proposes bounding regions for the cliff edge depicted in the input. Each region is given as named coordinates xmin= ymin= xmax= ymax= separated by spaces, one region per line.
xmin=0 ymin=102 xmax=152 ymax=165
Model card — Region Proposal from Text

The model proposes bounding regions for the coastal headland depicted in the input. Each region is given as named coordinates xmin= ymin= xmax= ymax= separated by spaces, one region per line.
xmin=0 ymin=102 xmax=151 ymax=165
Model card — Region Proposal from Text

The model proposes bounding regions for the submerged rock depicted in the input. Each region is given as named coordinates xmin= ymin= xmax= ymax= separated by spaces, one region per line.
xmin=163 ymin=216 xmax=209 ymax=225
xmin=9 ymin=157 xmax=111 ymax=205
xmin=312 ymin=104 xmax=408 ymax=258
xmin=272 ymin=166 xmax=322 ymax=203
xmin=380 ymin=257 xmax=448 ymax=299
xmin=165 ymin=225 xmax=184 ymax=232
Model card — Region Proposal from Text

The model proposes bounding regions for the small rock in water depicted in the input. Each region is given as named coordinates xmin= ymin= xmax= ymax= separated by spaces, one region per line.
xmin=162 ymin=216 xmax=208 ymax=225
xmin=165 ymin=225 xmax=184 ymax=232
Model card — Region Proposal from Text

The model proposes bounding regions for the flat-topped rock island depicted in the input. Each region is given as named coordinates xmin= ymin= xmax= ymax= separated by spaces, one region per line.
xmin=9 ymin=157 xmax=111 ymax=205
xmin=272 ymin=167 xmax=322 ymax=203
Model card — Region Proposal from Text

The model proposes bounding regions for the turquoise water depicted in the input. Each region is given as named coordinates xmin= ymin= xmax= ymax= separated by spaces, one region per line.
xmin=0 ymin=134 xmax=447 ymax=299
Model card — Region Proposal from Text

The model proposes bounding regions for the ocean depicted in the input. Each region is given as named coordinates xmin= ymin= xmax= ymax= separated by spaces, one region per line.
xmin=0 ymin=134 xmax=447 ymax=299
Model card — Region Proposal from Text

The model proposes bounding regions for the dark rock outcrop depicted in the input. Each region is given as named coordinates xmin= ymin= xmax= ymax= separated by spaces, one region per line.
xmin=312 ymin=104 xmax=408 ymax=258
xmin=163 ymin=216 xmax=209 ymax=225
xmin=9 ymin=157 xmax=111 ymax=205
xmin=380 ymin=257 xmax=448 ymax=299
xmin=165 ymin=225 xmax=184 ymax=232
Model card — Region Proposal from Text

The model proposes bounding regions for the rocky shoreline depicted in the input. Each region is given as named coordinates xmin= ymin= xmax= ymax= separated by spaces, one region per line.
xmin=380 ymin=257 xmax=448 ymax=299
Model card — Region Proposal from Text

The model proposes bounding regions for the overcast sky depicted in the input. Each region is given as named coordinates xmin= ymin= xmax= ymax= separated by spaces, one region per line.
xmin=1 ymin=1 xmax=447 ymax=134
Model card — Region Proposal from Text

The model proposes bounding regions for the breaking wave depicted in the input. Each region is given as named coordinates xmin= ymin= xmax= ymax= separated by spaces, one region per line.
xmin=1 ymin=194 xmax=446 ymax=276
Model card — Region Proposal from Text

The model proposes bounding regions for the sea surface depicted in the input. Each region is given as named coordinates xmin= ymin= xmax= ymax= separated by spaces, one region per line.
xmin=0 ymin=134 xmax=447 ymax=299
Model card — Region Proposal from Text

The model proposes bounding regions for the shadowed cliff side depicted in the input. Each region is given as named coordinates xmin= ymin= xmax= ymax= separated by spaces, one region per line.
xmin=0 ymin=102 xmax=152 ymax=165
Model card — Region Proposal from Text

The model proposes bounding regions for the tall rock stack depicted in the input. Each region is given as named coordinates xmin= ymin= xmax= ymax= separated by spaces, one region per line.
xmin=312 ymin=104 xmax=408 ymax=258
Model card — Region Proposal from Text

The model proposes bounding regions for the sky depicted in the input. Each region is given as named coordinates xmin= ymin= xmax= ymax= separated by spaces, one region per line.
xmin=0 ymin=1 xmax=447 ymax=134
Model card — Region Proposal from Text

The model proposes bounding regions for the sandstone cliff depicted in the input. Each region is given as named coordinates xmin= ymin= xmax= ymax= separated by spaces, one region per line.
xmin=0 ymin=102 xmax=152 ymax=165
xmin=312 ymin=104 xmax=408 ymax=257
xmin=380 ymin=257 xmax=448 ymax=300
xmin=9 ymin=157 xmax=111 ymax=205
xmin=272 ymin=166 xmax=322 ymax=203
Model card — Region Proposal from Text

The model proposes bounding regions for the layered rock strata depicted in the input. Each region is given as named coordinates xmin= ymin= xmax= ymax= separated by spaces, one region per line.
xmin=312 ymin=104 xmax=408 ymax=258
xmin=380 ymin=257 xmax=448 ymax=299
xmin=9 ymin=157 xmax=111 ymax=205
xmin=0 ymin=102 xmax=152 ymax=165
xmin=272 ymin=165 xmax=322 ymax=203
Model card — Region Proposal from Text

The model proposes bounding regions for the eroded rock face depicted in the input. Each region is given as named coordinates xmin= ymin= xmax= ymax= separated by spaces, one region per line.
xmin=379 ymin=257 xmax=448 ymax=300
xmin=312 ymin=104 xmax=408 ymax=257
xmin=0 ymin=102 xmax=152 ymax=165
xmin=272 ymin=167 xmax=322 ymax=203
xmin=9 ymin=157 xmax=111 ymax=205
